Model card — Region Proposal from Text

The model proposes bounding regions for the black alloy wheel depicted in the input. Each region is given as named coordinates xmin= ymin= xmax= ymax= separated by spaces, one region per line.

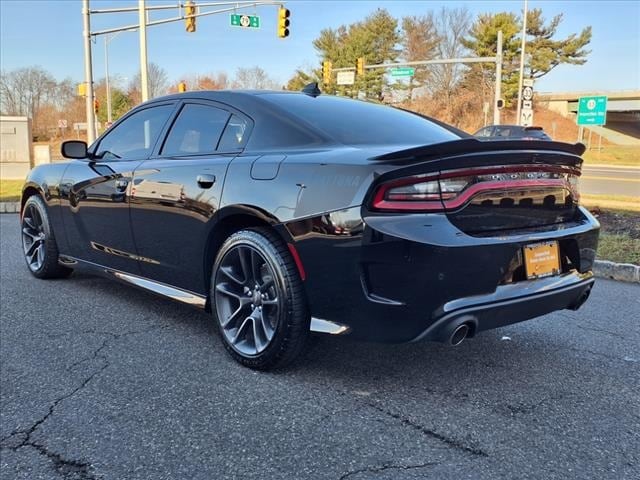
xmin=212 ymin=228 xmax=309 ymax=370
xmin=21 ymin=195 xmax=72 ymax=279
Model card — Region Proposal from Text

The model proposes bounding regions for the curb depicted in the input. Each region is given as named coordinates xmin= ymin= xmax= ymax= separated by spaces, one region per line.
xmin=0 ymin=202 xmax=637 ymax=283
xmin=0 ymin=202 xmax=20 ymax=214
xmin=593 ymin=260 xmax=640 ymax=283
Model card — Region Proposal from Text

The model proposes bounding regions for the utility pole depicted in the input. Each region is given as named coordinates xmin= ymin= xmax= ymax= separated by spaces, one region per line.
xmin=493 ymin=30 xmax=503 ymax=125
xmin=104 ymin=36 xmax=112 ymax=124
xmin=516 ymin=0 xmax=528 ymax=125
xmin=138 ymin=0 xmax=149 ymax=102
xmin=82 ymin=0 xmax=97 ymax=144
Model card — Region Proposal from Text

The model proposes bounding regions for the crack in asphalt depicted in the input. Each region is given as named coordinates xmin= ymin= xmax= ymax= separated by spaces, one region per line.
xmin=363 ymin=401 xmax=489 ymax=458
xmin=338 ymin=461 xmax=440 ymax=480
xmin=504 ymin=394 xmax=565 ymax=415
xmin=0 ymin=324 xmax=171 ymax=479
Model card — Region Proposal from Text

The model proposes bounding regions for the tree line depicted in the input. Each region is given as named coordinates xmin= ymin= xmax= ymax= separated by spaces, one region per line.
xmin=0 ymin=65 xmax=278 ymax=140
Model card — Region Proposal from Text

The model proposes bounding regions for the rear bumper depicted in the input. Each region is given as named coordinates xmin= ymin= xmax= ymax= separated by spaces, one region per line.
xmin=288 ymin=206 xmax=600 ymax=343
xmin=411 ymin=271 xmax=594 ymax=342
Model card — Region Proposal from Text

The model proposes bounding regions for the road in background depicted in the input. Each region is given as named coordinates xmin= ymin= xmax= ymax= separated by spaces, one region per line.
xmin=581 ymin=165 xmax=640 ymax=196
xmin=1 ymin=214 xmax=639 ymax=480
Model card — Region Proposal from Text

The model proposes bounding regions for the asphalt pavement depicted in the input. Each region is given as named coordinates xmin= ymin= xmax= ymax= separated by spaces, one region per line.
xmin=1 ymin=213 xmax=639 ymax=480
xmin=581 ymin=165 xmax=640 ymax=196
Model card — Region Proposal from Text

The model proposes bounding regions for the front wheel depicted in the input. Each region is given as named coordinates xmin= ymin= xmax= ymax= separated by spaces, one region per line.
xmin=211 ymin=228 xmax=309 ymax=370
xmin=21 ymin=195 xmax=72 ymax=279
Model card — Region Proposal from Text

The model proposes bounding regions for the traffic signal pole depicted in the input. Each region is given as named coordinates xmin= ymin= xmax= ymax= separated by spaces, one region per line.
xmin=82 ymin=0 xmax=97 ymax=144
xmin=138 ymin=0 xmax=149 ymax=102
xmin=516 ymin=0 xmax=529 ymax=126
xmin=494 ymin=30 xmax=503 ymax=125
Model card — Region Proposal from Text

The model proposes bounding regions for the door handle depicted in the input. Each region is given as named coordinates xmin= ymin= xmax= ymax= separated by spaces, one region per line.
xmin=115 ymin=178 xmax=129 ymax=192
xmin=197 ymin=174 xmax=216 ymax=189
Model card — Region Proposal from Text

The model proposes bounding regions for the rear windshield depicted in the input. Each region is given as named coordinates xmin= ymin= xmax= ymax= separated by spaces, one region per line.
xmin=260 ymin=94 xmax=460 ymax=146
xmin=525 ymin=129 xmax=549 ymax=138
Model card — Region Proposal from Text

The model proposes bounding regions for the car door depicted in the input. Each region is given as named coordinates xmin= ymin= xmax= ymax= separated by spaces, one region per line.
xmin=129 ymin=100 xmax=251 ymax=293
xmin=59 ymin=102 xmax=177 ymax=273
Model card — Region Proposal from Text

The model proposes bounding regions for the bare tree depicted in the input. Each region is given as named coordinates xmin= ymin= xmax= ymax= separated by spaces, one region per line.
xmin=0 ymin=66 xmax=57 ymax=131
xmin=232 ymin=67 xmax=278 ymax=90
xmin=427 ymin=7 xmax=471 ymax=106
xmin=401 ymin=14 xmax=440 ymax=99
xmin=128 ymin=62 xmax=169 ymax=103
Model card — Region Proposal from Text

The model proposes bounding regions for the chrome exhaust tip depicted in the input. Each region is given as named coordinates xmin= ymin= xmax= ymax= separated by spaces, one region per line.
xmin=450 ymin=324 xmax=470 ymax=346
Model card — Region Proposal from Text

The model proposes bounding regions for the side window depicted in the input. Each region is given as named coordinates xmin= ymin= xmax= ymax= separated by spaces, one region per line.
xmin=161 ymin=104 xmax=230 ymax=156
xmin=496 ymin=127 xmax=511 ymax=137
xmin=476 ymin=127 xmax=491 ymax=137
xmin=95 ymin=104 xmax=174 ymax=160
xmin=217 ymin=115 xmax=249 ymax=151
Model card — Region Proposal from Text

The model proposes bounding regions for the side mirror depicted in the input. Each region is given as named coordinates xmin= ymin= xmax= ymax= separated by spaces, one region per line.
xmin=61 ymin=140 xmax=90 ymax=160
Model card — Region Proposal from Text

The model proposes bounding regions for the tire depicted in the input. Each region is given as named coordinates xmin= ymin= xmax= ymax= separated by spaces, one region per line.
xmin=21 ymin=195 xmax=73 ymax=279
xmin=211 ymin=228 xmax=309 ymax=370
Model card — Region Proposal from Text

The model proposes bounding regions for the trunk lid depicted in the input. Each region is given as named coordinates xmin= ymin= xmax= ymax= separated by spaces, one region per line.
xmin=369 ymin=139 xmax=585 ymax=234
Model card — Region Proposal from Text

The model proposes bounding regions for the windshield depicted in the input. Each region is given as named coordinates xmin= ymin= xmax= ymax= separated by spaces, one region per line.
xmin=260 ymin=94 xmax=460 ymax=146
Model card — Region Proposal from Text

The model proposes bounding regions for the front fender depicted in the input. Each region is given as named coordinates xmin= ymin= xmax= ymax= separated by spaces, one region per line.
xmin=21 ymin=162 xmax=71 ymax=250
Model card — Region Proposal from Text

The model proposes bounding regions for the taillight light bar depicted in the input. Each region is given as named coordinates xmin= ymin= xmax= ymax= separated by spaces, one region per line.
xmin=371 ymin=165 xmax=580 ymax=212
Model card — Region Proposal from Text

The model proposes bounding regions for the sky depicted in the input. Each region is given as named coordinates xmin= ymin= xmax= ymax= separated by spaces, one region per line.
xmin=1 ymin=0 xmax=639 ymax=93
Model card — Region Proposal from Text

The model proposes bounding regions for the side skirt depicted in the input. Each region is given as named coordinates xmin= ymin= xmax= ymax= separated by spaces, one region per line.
xmin=58 ymin=255 xmax=207 ymax=309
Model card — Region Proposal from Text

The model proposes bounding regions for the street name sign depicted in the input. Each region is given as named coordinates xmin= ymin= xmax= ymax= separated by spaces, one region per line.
xmin=390 ymin=68 xmax=415 ymax=77
xmin=336 ymin=71 xmax=355 ymax=85
xmin=230 ymin=14 xmax=260 ymax=28
xmin=577 ymin=96 xmax=607 ymax=126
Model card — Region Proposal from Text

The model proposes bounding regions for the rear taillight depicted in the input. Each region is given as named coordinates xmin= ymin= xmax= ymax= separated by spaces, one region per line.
xmin=372 ymin=175 xmax=447 ymax=211
xmin=371 ymin=166 xmax=580 ymax=212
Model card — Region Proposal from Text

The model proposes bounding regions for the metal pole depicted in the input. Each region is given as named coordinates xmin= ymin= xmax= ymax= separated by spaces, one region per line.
xmin=105 ymin=36 xmax=112 ymax=123
xmin=516 ymin=0 xmax=528 ymax=125
xmin=494 ymin=30 xmax=503 ymax=125
xmin=82 ymin=0 xmax=97 ymax=144
xmin=138 ymin=0 xmax=149 ymax=102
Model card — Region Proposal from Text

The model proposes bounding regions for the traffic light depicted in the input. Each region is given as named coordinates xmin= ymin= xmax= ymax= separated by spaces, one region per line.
xmin=322 ymin=61 xmax=332 ymax=85
xmin=94 ymin=99 xmax=100 ymax=115
xmin=185 ymin=1 xmax=196 ymax=33
xmin=278 ymin=7 xmax=290 ymax=38
xmin=356 ymin=57 xmax=365 ymax=76
xmin=178 ymin=81 xmax=187 ymax=93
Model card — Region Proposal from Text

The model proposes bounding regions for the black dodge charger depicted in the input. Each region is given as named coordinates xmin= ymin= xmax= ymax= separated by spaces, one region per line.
xmin=20 ymin=88 xmax=599 ymax=369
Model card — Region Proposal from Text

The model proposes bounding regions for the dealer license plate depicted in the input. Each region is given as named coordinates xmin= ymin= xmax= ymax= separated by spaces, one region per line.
xmin=523 ymin=241 xmax=560 ymax=279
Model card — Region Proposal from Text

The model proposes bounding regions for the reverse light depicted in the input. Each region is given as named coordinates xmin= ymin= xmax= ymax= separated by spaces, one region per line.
xmin=372 ymin=175 xmax=461 ymax=211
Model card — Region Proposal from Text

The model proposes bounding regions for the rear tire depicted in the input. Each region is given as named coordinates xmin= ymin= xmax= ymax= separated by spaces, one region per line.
xmin=21 ymin=195 xmax=72 ymax=279
xmin=211 ymin=228 xmax=309 ymax=370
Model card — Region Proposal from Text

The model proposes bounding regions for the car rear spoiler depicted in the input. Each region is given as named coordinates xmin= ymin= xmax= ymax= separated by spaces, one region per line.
xmin=371 ymin=138 xmax=586 ymax=162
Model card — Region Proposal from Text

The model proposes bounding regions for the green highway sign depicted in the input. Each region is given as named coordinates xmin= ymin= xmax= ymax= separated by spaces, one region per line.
xmin=390 ymin=67 xmax=415 ymax=77
xmin=230 ymin=14 xmax=260 ymax=28
xmin=577 ymin=95 xmax=607 ymax=126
